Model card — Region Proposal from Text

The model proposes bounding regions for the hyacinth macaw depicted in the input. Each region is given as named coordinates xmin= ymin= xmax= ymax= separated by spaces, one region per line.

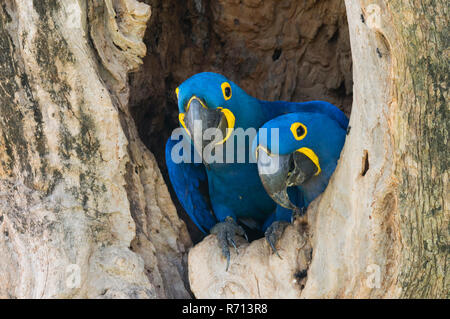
xmin=165 ymin=72 xmax=348 ymax=267
xmin=252 ymin=112 xmax=348 ymax=251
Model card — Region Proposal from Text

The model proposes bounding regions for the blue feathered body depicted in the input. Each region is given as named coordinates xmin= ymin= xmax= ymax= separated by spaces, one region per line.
xmin=165 ymin=72 xmax=348 ymax=233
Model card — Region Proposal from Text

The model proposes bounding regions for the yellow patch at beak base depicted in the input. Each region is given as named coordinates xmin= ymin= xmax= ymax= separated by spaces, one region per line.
xmin=179 ymin=113 xmax=190 ymax=137
xmin=296 ymin=147 xmax=321 ymax=175
xmin=215 ymin=107 xmax=235 ymax=145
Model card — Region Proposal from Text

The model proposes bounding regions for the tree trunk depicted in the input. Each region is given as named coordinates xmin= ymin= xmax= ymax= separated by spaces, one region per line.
xmin=188 ymin=0 xmax=448 ymax=298
xmin=0 ymin=0 xmax=191 ymax=299
xmin=386 ymin=0 xmax=448 ymax=298
xmin=0 ymin=0 xmax=447 ymax=299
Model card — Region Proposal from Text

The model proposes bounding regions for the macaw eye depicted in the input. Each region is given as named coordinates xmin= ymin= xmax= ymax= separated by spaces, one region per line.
xmin=296 ymin=125 xmax=305 ymax=137
xmin=221 ymin=82 xmax=232 ymax=100
xmin=175 ymin=87 xmax=179 ymax=99
xmin=290 ymin=122 xmax=307 ymax=140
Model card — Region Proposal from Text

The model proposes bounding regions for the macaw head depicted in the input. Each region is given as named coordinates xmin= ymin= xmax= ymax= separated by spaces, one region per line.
xmin=252 ymin=112 xmax=345 ymax=210
xmin=175 ymin=72 xmax=261 ymax=152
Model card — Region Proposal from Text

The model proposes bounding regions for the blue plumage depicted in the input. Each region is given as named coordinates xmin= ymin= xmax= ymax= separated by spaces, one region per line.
xmin=165 ymin=137 xmax=216 ymax=233
xmin=252 ymin=111 xmax=347 ymax=211
xmin=165 ymin=72 xmax=348 ymax=235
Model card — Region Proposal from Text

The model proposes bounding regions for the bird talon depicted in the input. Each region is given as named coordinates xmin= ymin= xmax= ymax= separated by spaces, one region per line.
xmin=225 ymin=249 xmax=230 ymax=271
xmin=229 ymin=237 xmax=239 ymax=255
xmin=264 ymin=221 xmax=289 ymax=258
xmin=291 ymin=207 xmax=306 ymax=223
xmin=211 ymin=217 xmax=245 ymax=271
xmin=267 ymin=237 xmax=282 ymax=259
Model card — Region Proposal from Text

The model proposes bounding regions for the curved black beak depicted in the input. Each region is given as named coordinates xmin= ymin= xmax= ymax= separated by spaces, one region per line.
xmin=257 ymin=147 xmax=319 ymax=210
xmin=180 ymin=97 xmax=236 ymax=164
xmin=182 ymin=97 xmax=227 ymax=154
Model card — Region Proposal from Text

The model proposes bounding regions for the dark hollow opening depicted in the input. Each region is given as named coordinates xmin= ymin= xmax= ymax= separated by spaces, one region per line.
xmin=128 ymin=0 xmax=353 ymax=243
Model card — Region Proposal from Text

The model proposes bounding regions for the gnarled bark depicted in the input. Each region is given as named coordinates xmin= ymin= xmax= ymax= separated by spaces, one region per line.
xmin=0 ymin=0 xmax=190 ymax=299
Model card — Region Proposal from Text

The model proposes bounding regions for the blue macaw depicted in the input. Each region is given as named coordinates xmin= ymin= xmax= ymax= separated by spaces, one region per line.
xmin=251 ymin=112 xmax=347 ymax=252
xmin=165 ymin=72 xmax=348 ymax=266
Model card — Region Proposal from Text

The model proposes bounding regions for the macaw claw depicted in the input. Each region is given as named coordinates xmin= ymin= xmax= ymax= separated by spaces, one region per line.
xmin=264 ymin=220 xmax=290 ymax=259
xmin=210 ymin=216 xmax=247 ymax=271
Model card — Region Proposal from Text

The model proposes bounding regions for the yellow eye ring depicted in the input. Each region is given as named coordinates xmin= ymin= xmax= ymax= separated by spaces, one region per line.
xmin=221 ymin=82 xmax=232 ymax=100
xmin=290 ymin=122 xmax=307 ymax=140
xmin=175 ymin=87 xmax=179 ymax=99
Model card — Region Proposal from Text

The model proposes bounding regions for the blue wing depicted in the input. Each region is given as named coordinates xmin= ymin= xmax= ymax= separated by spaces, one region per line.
xmin=165 ymin=137 xmax=217 ymax=233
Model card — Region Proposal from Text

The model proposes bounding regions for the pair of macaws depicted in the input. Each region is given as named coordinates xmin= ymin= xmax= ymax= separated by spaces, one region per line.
xmin=166 ymin=72 xmax=348 ymax=269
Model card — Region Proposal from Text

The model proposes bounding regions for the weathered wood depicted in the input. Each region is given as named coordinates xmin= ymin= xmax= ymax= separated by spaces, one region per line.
xmin=188 ymin=0 xmax=448 ymax=298
xmin=0 ymin=0 xmax=191 ymax=298
xmin=387 ymin=0 xmax=448 ymax=298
